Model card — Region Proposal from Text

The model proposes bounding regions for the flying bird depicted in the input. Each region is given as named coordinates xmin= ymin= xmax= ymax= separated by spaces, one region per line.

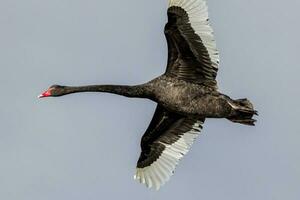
xmin=39 ymin=0 xmax=257 ymax=190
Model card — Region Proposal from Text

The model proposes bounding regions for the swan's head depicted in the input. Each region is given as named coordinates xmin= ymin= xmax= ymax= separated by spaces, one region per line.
xmin=38 ymin=85 xmax=66 ymax=98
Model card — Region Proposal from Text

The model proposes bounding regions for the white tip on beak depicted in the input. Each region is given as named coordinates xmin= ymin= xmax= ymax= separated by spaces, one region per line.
xmin=38 ymin=94 xmax=44 ymax=98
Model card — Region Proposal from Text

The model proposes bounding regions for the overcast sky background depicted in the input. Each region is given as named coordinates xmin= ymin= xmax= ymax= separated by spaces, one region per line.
xmin=0 ymin=0 xmax=299 ymax=199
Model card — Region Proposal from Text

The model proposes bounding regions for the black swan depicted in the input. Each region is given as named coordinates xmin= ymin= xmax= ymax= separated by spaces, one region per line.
xmin=39 ymin=0 xmax=257 ymax=190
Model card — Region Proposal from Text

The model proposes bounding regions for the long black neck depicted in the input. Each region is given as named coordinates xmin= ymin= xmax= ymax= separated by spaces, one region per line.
xmin=62 ymin=84 xmax=149 ymax=98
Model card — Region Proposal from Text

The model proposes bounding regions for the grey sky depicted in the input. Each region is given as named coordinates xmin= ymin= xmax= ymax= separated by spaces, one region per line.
xmin=0 ymin=0 xmax=299 ymax=199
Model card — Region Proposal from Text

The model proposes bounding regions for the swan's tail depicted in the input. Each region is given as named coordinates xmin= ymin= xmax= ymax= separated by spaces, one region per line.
xmin=227 ymin=98 xmax=258 ymax=126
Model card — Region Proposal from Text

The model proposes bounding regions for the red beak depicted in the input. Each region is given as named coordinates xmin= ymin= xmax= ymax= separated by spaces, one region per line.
xmin=38 ymin=90 xmax=52 ymax=98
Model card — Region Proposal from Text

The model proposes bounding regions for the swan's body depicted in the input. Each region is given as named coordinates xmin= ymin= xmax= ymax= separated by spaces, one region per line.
xmin=145 ymin=76 xmax=232 ymax=118
xmin=39 ymin=0 xmax=257 ymax=190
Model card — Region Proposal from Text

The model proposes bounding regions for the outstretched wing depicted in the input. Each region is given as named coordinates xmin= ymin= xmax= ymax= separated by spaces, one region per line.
xmin=165 ymin=0 xmax=219 ymax=85
xmin=134 ymin=106 xmax=205 ymax=190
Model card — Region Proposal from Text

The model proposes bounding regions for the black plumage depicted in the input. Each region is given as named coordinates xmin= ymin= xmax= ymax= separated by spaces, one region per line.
xmin=39 ymin=0 xmax=257 ymax=190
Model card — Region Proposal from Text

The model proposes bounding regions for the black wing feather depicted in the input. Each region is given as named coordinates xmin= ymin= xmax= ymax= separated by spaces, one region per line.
xmin=164 ymin=6 xmax=218 ymax=86
xmin=135 ymin=106 xmax=205 ymax=189
xmin=138 ymin=106 xmax=181 ymax=168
